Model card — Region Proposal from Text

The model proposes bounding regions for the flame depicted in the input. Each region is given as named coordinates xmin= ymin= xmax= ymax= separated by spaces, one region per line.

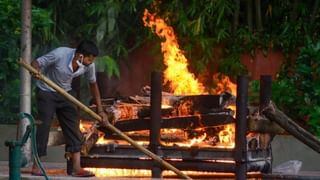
xmin=143 ymin=9 xmax=206 ymax=95
xmin=212 ymin=75 xmax=237 ymax=148
xmin=212 ymin=74 xmax=237 ymax=96
xmin=85 ymin=168 xmax=151 ymax=177
xmin=189 ymin=132 xmax=207 ymax=146
xmin=79 ymin=120 xmax=86 ymax=132
xmin=96 ymin=136 xmax=109 ymax=144
xmin=142 ymin=8 xmax=238 ymax=149
xmin=85 ymin=168 xmax=261 ymax=178
xmin=82 ymin=8 xmax=242 ymax=178
xmin=218 ymin=124 xmax=235 ymax=148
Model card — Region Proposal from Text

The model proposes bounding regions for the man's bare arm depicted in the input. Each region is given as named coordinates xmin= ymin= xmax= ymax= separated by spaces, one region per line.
xmin=30 ymin=60 xmax=41 ymax=79
xmin=89 ymin=82 xmax=103 ymax=113
xmin=89 ymin=82 xmax=109 ymax=123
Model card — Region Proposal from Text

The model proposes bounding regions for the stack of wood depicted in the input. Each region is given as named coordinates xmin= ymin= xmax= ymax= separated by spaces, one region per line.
xmin=100 ymin=87 xmax=235 ymax=124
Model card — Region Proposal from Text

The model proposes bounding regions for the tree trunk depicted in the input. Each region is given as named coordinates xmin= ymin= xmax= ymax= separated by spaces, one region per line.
xmin=311 ymin=0 xmax=320 ymax=24
xmin=255 ymin=0 xmax=263 ymax=31
xmin=247 ymin=0 xmax=253 ymax=32
xmin=18 ymin=0 xmax=32 ymax=167
xmin=290 ymin=0 xmax=299 ymax=22
xmin=233 ymin=0 xmax=240 ymax=34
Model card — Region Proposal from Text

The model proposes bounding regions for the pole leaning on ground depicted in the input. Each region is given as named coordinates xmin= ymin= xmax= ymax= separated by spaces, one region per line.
xmin=18 ymin=60 xmax=191 ymax=180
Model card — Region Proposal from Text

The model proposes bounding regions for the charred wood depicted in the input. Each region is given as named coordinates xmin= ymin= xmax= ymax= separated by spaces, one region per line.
xmin=104 ymin=133 xmax=187 ymax=142
xmin=248 ymin=111 xmax=285 ymax=134
xmin=81 ymin=124 xmax=99 ymax=155
xmin=98 ymin=113 xmax=234 ymax=134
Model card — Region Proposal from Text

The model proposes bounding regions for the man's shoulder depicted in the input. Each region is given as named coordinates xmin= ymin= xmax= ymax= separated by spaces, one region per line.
xmin=53 ymin=47 xmax=75 ymax=53
xmin=48 ymin=47 xmax=76 ymax=59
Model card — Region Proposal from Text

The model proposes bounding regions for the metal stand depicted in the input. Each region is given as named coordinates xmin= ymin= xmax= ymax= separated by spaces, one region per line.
xmin=5 ymin=126 xmax=31 ymax=180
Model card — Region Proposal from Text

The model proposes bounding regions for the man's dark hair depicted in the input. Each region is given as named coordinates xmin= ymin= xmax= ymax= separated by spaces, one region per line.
xmin=76 ymin=40 xmax=99 ymax=57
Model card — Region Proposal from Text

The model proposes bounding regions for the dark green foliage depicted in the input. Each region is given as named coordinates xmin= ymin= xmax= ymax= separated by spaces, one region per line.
xmin=251 ymin=40 xmax=320 ymax=137
xmin=0 ymin=0 xmax=53 ymax=123
xmin=275 ymin=40 xmax=320 ymax=137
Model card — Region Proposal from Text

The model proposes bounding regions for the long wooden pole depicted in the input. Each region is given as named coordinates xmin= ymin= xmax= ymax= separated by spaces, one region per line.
xmin=263 ymin=102 xmax=320 ymax=154
xmin=18 ymin=60 xmax=191 ymax=179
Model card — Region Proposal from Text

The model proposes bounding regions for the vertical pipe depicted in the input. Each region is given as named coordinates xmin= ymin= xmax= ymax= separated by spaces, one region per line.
xmin=259 ymin=75 xmax=273 ymax=173
xmin=235 ymin=75 xmax=248 ymax=180
xmin=149 ymin=71 xmax=162 ymax=178
xmin=6 ymin=142 xmax=22 ymax=180
xmin=18 ymin=0 xmax=32 ymax=166
xmin=259 ymin=75 xmax=272 ymax=112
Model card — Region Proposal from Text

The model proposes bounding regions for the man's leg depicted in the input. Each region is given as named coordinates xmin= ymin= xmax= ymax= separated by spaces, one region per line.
xmin=55 ymin=91 xmax=94 ymax=176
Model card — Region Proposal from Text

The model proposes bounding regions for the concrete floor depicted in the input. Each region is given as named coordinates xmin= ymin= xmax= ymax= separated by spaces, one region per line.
xmin=0 ymin=161 xmax=155 ymax=180
xmin=1 ymin=124 xmax=320 ymax=179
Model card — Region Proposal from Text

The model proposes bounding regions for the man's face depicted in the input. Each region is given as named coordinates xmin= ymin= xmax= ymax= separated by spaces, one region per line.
xmin=82 ymin=55 xmax=96 ymax=66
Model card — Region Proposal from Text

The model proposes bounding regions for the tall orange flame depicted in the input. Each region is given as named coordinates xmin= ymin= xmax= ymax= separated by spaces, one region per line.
xmin=85 ymin=8 xmax=239 ymax=178
xmin=143 ymin=9 xmax=206 ymax=95
xmin=143 ymin=9 xmax=238 ymax=149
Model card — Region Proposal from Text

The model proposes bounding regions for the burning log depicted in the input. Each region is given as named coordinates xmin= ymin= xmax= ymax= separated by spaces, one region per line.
xmin=107 ymin=102 xmax=148 ymax=121
xmin=262 ymin=102 xmax=320 ymax=154
xmin=80 ymin=124 xmax=99 ymax=156
xmin=171 ymin=94 xmax=233 ymax=115
xmin=98 ymin=113 xmax=234 ymax=134
xmin=106 ymin=130 xmax=188 ymax=142
xmin=104 ymin=93 xmax=234 ymax=122
xmin=137 ymin=107 xmax=173 ymax=118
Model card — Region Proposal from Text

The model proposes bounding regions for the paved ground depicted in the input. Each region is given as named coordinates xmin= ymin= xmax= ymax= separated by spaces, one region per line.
xmin=0 ymin=161 xmax=154 ymax=180
xmin=1 ymin=161 xmax=320 ymax=180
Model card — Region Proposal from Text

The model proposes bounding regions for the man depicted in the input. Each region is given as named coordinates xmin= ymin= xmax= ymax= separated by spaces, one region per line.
xmin=30 ymin=40 xmax=107 ymax=177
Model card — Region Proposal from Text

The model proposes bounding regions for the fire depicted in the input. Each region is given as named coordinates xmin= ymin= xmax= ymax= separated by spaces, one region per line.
xmin=143 ymin=9 xmax=206 ymax=95
xmin=218 ymin=124 xmax=235 ymax=148
xmin=84 ymin=7 xmax=239 ymax=178
xmin=85 ymin=168 xmax=151 ymax=178
xmin=79 ymin=120 xmax=86 ymax=132
xmin=143 ymin=8 xmax=237 ymax=148
xmin=212 ymin=74 xmax=237 ymax=114
xmin=212 ymin=74 xmax=237 ymax=96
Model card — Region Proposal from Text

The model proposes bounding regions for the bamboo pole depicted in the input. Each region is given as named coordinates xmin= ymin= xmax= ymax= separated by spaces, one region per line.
xmin=18 ymin=60 xmax=191 ymax=179
xmin=263 ymin=101 xmax=320 ymax=154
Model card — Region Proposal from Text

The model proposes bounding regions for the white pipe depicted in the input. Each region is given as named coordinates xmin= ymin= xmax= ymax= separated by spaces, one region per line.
xmin=18 ymin=0 xmax=32 ymax=166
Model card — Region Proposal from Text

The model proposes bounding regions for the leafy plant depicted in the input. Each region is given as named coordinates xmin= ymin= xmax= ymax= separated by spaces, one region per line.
xmin=95 ymin=56 xmax=120 ymax=78
xmin=272 ymin=40 xmax=320 ymax=137
xmin=0 ymin=0 xmax=54 ymax=123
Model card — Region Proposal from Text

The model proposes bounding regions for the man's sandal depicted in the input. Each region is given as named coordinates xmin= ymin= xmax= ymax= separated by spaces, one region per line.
xmin=71 ymin=169 xmax=95 ymax=177
xmin=31 ymin=168 xmax=45 ymax=176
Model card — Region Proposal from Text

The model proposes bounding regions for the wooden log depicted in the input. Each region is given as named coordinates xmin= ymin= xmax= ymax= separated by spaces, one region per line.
xmin=105 ymin=133 xmax=188 ymax=142
xmin=247 ymin=109 xmax=285 ymax=134
xmin=248 ymin=118 xmax=286 ymax=134
xmin=262 ymin=102 xmax=320 ymax=154
xmin=18 ymin=60 xmax=191 ymax=179
xmin=98 ymin=113 xmax=234 ymax=134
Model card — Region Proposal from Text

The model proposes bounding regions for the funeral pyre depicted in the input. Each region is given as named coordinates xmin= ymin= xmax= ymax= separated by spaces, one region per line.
xmin=76 ymin=76 xmax=273 ymax=179
xmin=87 ymin=86 xmax=236 ymax=148
xmin=74 ymin=7 xmax=273 ymax=178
